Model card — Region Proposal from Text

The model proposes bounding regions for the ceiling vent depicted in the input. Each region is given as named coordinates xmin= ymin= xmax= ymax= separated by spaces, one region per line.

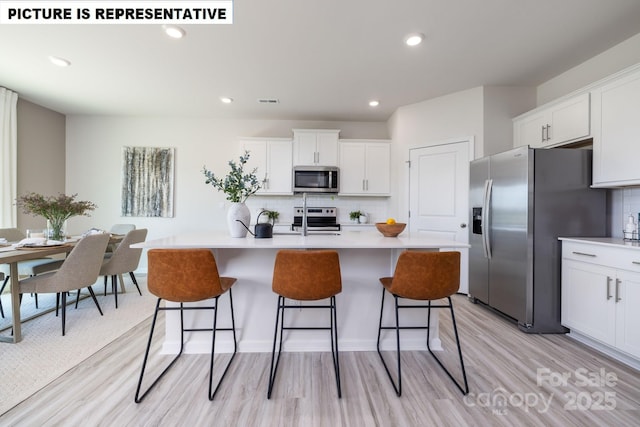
xmin=257 ymin=98 xmax=279 ymax=104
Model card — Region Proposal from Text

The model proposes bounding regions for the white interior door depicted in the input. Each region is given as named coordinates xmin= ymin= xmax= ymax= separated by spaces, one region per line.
xmin=409 ymin=139 xmax=471 ymax=293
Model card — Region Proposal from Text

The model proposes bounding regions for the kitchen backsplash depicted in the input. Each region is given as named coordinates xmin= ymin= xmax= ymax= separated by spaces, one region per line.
xmin=619 ymin=187 xmax=640 ymax=237
xmin=244 ymin=195 xmax=391 ymax=225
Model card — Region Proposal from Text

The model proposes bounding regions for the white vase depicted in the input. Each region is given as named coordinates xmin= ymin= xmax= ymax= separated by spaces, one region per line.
xmin=227 ymin=202 xmax=251 ymax=238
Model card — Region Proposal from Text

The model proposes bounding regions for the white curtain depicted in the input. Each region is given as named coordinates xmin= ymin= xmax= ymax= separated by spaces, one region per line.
xmin=0 ymin=87 xmax=18 ymax=228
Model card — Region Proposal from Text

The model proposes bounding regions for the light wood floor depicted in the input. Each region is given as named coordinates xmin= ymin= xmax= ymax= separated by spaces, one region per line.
xmin=1 ymin=294 xmax=638 ymax=426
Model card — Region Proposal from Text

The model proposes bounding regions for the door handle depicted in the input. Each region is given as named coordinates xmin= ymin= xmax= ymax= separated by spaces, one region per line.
xmin=460 ymin=223 xmax=467 ymax=228
xmin=606 ymin=276 xmax=612 ymax=300
xmin=615 ymin=278 xmax=621 ymax=302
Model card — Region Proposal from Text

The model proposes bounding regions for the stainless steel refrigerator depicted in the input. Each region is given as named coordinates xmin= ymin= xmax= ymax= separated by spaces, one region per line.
xmin=469 ymin=146 xmax=607 ymax=333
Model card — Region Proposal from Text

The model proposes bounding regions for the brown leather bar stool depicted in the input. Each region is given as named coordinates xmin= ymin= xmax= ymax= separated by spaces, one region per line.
xmin=377 ymin=251 xmax=469 ymax=396
xmin=268 ymin=250 xmax=342 ymax=399
xmin=135 ymin=249 xmax=237 ymax=403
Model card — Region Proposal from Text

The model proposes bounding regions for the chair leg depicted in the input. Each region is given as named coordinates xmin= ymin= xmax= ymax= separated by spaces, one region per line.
xmin=87 ymin=286 xmax=103 ymax=316
xmin=112 ymin=275 xmax=118 ymax=309
xmin=135 ymin=300 xmax=185 ymax=403
xmin=0 ymin=276 xmax=8 ymax=318
xmin=330 ymin=295 xmax=342 ymax=398
xmin=426 ymin=298 xmax=469 ymax=395
xmin=104 ymin=276 xmax=108 ymax=296
xmin=208 ymin=288 xmax=238 ymax=400
xmin=267 ymin=295 xmax=286 ymax=399
xmin=129 ymin=272 xmax=142 ymax=296
xmin=377 ymin=288 xmax=402 ymax=396
xmin=61 ymin=292 xmax=67 ymax=336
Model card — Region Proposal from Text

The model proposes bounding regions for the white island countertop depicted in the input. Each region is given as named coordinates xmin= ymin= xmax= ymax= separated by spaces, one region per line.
xmin=133 ymin=230 xmax=470 ymax=250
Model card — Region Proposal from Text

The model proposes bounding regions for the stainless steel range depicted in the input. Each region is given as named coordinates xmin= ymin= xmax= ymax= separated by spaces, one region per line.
xmin=291 ymin=207 xmax=340 ymax=232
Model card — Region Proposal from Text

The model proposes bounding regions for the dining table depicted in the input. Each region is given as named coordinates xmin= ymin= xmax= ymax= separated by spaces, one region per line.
xmin=0 ymin=234 xmax=124 ymax=343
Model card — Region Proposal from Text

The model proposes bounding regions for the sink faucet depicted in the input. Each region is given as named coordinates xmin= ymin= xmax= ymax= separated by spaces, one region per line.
xmin=301 ymin=192 xmax=308 ymax=236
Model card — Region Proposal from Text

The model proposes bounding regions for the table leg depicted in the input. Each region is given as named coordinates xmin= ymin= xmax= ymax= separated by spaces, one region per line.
xmin=0 ymin=262 xmax=21 ymax=343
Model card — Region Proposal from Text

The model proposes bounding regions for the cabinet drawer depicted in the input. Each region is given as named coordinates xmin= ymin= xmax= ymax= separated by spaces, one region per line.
xmin=562 ymin=241 xmax=640 ymax=272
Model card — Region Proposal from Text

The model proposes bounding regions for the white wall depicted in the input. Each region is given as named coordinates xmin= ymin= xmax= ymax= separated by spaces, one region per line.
xmin=537 ymin=32 xmax=640 ymax=104
xmin=65 ymin=116 xmax=390 ymax=258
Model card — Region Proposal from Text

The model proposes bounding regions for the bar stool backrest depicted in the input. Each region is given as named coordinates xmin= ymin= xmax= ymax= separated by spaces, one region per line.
xmin=147 ymin=249 xmax=226 ymax=302
xmin=389 ymin=251 xmax=460 ymax=300
xmin=272 ymin=250 xmax=342 ymax=300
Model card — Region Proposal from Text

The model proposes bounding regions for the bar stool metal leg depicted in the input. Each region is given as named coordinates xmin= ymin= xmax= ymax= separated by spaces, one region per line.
xmin=376 ymin=288 xmax=402 ymax=396
xmin=208 ymin=289 xmax=238 ymax=401
xmin=426 ymin=298 xmax=469 ymax=395
xmin=135 ymin=300 xmax=185 ymax=403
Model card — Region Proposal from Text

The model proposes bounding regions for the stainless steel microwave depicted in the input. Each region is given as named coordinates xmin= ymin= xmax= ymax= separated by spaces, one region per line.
xmin=293 ymin=166 xmax=339 ymax=193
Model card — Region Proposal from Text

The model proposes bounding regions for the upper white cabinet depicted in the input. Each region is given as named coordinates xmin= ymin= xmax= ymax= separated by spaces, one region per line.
xmin=513 ymin=93 xmax=590 ymax=148
xmin=292 ymin=129 xmax=339 ymax=166
xmin=240 ymin=138 xmax=293 ymax=195
xmin=339 ymin=140 xmax=390 ymax=196
xmin=591 ymin=67 xmax=640 ymax=187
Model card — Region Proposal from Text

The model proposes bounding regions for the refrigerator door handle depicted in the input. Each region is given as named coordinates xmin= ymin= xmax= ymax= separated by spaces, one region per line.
xmin=482 ymin=179 xmax=493 ymax=259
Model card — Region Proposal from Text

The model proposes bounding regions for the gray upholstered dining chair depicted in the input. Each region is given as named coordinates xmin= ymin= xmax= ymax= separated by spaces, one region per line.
xmin=104 ymin=224 xmax=138 ymax=293
xmin=18 ymin=233 xmax=110 ymax=336
xmin=0 ymin=227 xmax=65 ymax=314
xmin=98 ymin=228 xmax=147 ymax=308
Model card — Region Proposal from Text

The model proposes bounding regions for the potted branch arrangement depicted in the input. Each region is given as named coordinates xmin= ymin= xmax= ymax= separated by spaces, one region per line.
xmin=203 ymin=151 xmax=261 ymax=237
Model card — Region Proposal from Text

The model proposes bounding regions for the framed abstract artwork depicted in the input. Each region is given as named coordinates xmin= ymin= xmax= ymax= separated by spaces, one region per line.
xmin=121 ymin=146 xmax=174 ymax=217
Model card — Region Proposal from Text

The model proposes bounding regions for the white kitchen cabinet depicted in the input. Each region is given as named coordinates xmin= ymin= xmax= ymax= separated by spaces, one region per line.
xmin=513 ymin=93 xmax=590 ymax=148
xmin=591 ymin=67 xmax=640 ymax=187
xmin=338 ymin=140 xmax=390 ymax=196
xmin=561 ymin=239 xmax=640 ymax=365
xmin=240 ymin=138 xmax=293 ymax=195
xmin=292 ymin=129 xmax=339 ymax=166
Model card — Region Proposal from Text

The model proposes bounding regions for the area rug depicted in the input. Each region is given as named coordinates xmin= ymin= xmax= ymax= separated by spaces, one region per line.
xmin=0 ymin=277 xmax=156 ymax=415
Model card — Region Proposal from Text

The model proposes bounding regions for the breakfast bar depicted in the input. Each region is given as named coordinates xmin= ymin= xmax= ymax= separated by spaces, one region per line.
xmin=135 ymin=230 xmax=469 ymax=355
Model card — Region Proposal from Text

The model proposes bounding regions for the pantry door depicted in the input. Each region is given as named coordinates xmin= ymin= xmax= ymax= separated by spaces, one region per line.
xmin=409 ymin=138 xmax=472 ymax=293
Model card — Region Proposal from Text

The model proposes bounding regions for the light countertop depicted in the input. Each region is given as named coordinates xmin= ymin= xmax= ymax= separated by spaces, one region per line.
xmin=559 ymin=236 xmax=640 ymax=250
xmin=133 ymin=230 xmax=469 ymax=250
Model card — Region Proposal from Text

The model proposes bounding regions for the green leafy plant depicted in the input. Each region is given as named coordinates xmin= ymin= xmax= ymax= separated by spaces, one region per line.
xmin=202 ymin=151 xmax=261 ymax=203
xmin=265 ymin=210 xmax=279 ymax=223
xmin=349 ymin=210 xmax=363 ymax=220
xmin=16 ymin=193 xmax=97 ymax=240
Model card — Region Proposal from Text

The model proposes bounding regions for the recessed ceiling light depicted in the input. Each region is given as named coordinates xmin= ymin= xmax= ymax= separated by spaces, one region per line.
xmin=369 ymin=100 xmax=380 ymax=107
xmin=404 ymin=32 xmax=424 ymax=47
xmin=220 ymin=97 xmax=233 ymax=104
xmin=163 ymin=25 xmax=186 ymax=39
xmin=48 ymin=56 xmax=71 ymax=67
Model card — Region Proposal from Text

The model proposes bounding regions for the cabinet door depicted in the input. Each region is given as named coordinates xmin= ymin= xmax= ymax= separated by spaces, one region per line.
xmin=562 ymin=259 xmax=616 ymax=345
xmin=615 ymin=270 xmax=640 ymax=359
xmin=293 ymin=132 xmax=318 ymax=165
xmin=592 ymin=70 xmax=640 ymax=186
xmin=365 ymin=143 xmax=390 ymax=195
xmin=265 ymin=140 xmax=292 ymax=194
xmin=548 ymin=93 xmax=590 ymax=145
xmin=316 ymin=132 xmax=338 ymax=166
xmin=514 ymin=112 xmax=547 ymax=148
xmin=339 ymin=143 xmax=366 ymax=194
xmin=240 ymin=139 xmax=268 ymax=192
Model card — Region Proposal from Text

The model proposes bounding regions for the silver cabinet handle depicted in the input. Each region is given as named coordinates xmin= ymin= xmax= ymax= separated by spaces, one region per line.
xmin=615 ymin=278 xmax=621 ymax=302
xmin=541 ymin=126 xmax=545 ymax=142
xmin=606 ymin=276 xmax=612 ymax=300
xmin=572 ymin=251 xmax=596 ymax=257
xmin=546 ymin=124 xmax=551 ymax=141
xmin=632 ymin=261 xmax=640 ymax=265
xmin=460 ymin=223 xmax=467 ymax=228
xmin=365 ymin=179 xmax=369 ymax=191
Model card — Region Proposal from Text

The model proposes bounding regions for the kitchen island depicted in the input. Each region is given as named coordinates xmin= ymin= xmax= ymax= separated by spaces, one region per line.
xmin=134 ymin=230 xmax=469 ymax=354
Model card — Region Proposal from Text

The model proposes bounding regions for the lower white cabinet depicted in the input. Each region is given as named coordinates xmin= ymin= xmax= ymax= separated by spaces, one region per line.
xmin=561 ymin=240 xmax=640 ymax=363
xmin=240 ymin=138 xmax=293 ymax=195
